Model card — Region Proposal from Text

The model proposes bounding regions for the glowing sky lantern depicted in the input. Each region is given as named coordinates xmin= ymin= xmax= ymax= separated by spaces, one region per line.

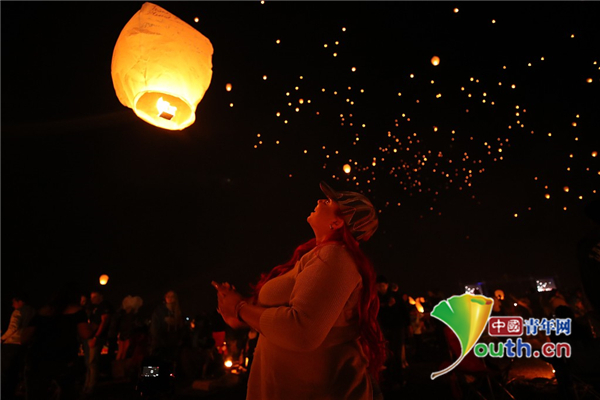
xmin=226 ymin=83 xmax=232 ymax=92
xmin=431 ymin=56 xmax=440 ymax=66
xmin=343 ymin=164 xmax=352 ymax=174
xmin=99 ymin=274 xmax=109 ymax=286
xmin=111 ymin=2 xmax=214 ymax=130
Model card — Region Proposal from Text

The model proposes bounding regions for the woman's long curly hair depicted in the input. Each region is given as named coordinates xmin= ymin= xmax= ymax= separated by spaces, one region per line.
xmin=251 ymin=225 xmax=387 ymax=381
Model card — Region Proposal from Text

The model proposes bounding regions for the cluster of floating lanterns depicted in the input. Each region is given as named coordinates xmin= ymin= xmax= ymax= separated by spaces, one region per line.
xmin=112 ymin=3 xmax=597 ymax=221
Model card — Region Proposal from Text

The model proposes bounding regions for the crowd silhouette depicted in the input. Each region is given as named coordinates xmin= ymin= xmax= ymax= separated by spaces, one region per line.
xmin=2 ymin=278 xmax=599 ymax=400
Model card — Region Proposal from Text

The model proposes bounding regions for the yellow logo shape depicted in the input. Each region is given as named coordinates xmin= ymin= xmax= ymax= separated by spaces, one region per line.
xmin=430 ymin=293 xmax=494 ymax=380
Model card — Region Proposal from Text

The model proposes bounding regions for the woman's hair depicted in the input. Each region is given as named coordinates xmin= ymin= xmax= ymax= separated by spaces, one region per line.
xmin=164 ymin=290 xmax=183 ymax=329
xmin=251 ymin=228 xmax=387 ymax=381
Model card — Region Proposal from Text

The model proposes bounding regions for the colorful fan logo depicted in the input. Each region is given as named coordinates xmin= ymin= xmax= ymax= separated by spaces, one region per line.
xmin=430 ymin=293 xmax=494 ymax=380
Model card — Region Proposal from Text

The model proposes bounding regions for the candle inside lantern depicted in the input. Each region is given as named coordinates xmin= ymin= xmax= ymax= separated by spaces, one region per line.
xmin=157 ymin=97 xmax=177 ymax=120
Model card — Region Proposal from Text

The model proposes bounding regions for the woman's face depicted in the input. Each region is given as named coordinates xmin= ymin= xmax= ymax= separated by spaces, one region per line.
xmin=165 ymin=291 xmax=177 ymax=305
xmin=307 ymin=198 xmax=342 ymax=229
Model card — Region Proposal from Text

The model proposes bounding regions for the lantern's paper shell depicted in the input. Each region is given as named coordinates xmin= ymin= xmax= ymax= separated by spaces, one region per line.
xmin=111 ymin=2 xmax=213 ymax=130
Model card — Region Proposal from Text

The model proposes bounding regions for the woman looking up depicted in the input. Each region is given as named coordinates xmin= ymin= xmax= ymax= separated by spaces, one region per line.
xmin=214 ymin=181 xmax=385 ymax=400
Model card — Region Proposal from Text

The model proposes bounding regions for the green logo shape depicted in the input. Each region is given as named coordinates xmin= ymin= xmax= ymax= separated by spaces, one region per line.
xmin=430 ymin=293 xmax=494 ymax=380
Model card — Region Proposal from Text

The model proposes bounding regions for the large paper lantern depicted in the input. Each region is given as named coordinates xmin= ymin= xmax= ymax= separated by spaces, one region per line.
xmin=111 ymin=2 xmax=214 ymax=130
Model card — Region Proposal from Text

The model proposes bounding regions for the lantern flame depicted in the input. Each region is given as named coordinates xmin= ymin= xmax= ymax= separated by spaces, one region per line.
xmin=343 ymin=164 xmax=352 ymax=174
xmin=431 ymin=56 xmax=440 ymax=66
xmin=408 ymin=296 xmax=416 ymax=305
xmin=157 ymin=97 xmax=177 ymax=120
xmin=224 ymin=360 xmax=233 ymax=368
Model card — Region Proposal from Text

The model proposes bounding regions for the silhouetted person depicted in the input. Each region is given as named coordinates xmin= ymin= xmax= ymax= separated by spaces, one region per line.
xmin=23 ymin=284 xmax=92 ymax=400
xmin=1 ymin=292 xmax=35 ymax=400
xmin=150 ymin=290 xmax=184 ymax=362
xmin=82 ymin=288 xmax=112 ymax=396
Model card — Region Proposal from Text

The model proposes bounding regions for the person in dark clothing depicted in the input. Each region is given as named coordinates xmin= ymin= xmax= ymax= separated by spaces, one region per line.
xmin=82 ymin=288 xmax=113 ymax=395
xmin=113 ymin=295 xmax=144 ymax=360
xmin=23 ymin=284 xmax=93 ymax=400
xmin=150 ymin=290 xmax=184 ymax=362
xmin=2 ymin=292 xmax=35 ymax=400
xmin=376 ymin=276 xmax=406 ymax=385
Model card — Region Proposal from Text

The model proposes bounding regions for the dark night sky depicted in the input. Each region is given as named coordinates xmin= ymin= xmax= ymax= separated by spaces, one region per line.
xmin=2 ymin=1 xmax=599 ymax=321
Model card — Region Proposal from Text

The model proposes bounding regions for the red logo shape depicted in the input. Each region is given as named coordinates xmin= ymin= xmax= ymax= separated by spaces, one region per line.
xmin=488 ymin=316 xmax=523 ymax=336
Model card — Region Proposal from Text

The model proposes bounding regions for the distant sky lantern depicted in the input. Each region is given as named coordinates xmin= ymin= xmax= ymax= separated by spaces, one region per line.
xmin=592 ymin=151 xmax=598 ymax=157
xmin=99 ymin=274 xmax=109 ymax=286
xmin=343 ymin=164 xmax=352 ymax=174
xmin=563 ymin=186 xmax=570 ymax=192
xmin=431 ymin=56 xmax=440 ymax=66
xmin=111 ymin=2 xmax=213 ymax=131
xmin=226 ymin=83 xmax=232 ymax=91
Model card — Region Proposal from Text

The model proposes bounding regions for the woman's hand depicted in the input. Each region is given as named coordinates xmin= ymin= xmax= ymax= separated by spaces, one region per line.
xmin=212 ymin=281 xmax=246 ymax=329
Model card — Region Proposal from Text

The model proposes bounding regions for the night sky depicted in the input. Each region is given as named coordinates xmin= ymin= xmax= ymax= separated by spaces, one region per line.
xmin=2 ymin=1 xmax=599 ymax=321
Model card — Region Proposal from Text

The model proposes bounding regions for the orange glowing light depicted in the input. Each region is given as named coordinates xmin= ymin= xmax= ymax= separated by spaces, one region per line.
xmin=454 ymin=8 xmax=459 ymax=13
xmin=111 ymin=3 xmax=213 ymax=131
xmin=224 ymin=360 xmax=233 ymax=368
xmin=225 ymin=83 xmax=232 ymax=92
xmin=194 ymin=17 xmax=199 ymax=23
xmin=592 ymin=151 xmax=598 ymax=157
xmin=157 ymin=97 xmax=177 ymax=120
xmin=545 ymin=194 xmax=551 ymax=199
xmin=343 ymin=164 xmax=352 ymax=174
xmin=99 ymin=274 xmax=109 ymax=286
xmin=587 ymin=78 xmax=593 ymax=83
xmin=415 ymin=297 xmax=425 ymax=313
xmin=564 ymin=186 xmax=570 ymax=193
xmin=431 ymin=56 xmax=440 ymax=66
